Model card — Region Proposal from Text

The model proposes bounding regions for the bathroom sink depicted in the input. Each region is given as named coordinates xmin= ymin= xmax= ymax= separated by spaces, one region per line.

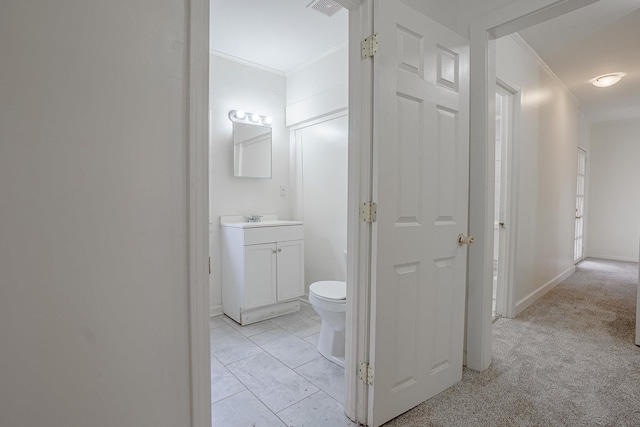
xmin=221 ymin=220 xmax=303 ymax=229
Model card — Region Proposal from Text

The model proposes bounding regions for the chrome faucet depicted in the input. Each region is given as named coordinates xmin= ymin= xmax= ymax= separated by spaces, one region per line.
xmin=245 ymin=215 xmax=263 ymax=223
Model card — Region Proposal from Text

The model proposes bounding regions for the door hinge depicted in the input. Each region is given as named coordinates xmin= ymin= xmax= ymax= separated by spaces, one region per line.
xmin=360 ymin=201 xmax=377 ymax=223
xmin=359 ymin=361 xmax=374 ymax=385
xmin=361 ymin=33 xmax=378 ymax=59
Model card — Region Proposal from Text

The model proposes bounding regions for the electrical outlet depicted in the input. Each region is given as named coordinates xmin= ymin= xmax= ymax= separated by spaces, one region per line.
xmin=279 ymin=185 xmax=287 ymax=196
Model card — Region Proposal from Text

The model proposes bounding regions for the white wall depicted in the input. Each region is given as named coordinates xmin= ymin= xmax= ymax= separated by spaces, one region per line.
xmin=0 ymin=2 xmax=191 ymax=426
xmin=587 ymin=118 xmax=640 ymax=262
xmin=286 ymin=44 xmax=348 ymax=127
xmin=578 ymin=112 xmax=592 ymax=152
xmin=456 ymin=0 xmax=588 ymax=38
xmin=401 ymin=0 xmax=557 ymax=39
xmin=299 ymin=116 xmax=349 ymax=292
xmin=399 ymin=0 xmax=460 ymax=34
xmin=209 ymin=54 xmax=290 ymax=313
xmin=458 ymin=0 xmax=529 ymax=38
xmin=496 ymin=35 xmax=581 ymax=314
xmin=286 ymin=45 xmax=349 ymax=294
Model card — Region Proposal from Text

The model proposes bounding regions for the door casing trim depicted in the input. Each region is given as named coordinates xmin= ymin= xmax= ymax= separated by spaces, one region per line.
xmin=466 ymin=0 xmax=601 ymax=371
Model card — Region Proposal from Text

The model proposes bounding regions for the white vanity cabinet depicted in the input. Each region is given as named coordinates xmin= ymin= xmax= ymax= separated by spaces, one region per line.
xmin=221 ymin=220 xmax=304 ymax=325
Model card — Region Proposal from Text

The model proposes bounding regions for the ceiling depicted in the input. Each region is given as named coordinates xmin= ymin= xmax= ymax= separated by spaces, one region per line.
xmin=211 ymin=0 xmax=640 ymax=123
xmin=210 ymin=0 xmax=348 ymax=74
xmin=512 ymin=0 xmax=640 ymax=123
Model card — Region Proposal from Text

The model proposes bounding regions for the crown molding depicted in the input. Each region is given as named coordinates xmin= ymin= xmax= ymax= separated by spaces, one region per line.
xmin=210 ymin=50 xmax=286 ymax=76
xmin=593 ymin=114 xmax=640 ymax=126
xmin=286 ymin=40 xmax=348 ymax=77
xmin=510 ymin=33 xmax=581 ymax=106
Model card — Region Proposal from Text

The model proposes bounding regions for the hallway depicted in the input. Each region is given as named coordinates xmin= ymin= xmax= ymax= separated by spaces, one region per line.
xmin=384 ymin=258 xmax=640 ymax=426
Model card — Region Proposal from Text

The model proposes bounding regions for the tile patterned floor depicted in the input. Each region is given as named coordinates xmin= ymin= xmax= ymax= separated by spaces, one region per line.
xmin=211 ymin=301 xmax=357 ymax=427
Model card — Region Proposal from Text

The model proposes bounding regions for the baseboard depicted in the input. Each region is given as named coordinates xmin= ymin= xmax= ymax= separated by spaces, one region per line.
xmin=209 ymin=304 xmax=223 ymax=317
xmin=585 ymin=254 xmax=638 ymax=263
xmin=211 ymin=298 xmax=311 ymax=319
xmin=514 ymin=266 xmax=576 ymax=316
xmin=239 ymin=300 xmax=300 ymax=325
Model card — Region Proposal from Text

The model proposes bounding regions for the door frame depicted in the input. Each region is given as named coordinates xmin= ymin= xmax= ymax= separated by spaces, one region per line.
xmin=186 ymin=0 xmax=373 ymax=425
xmin=187 ymin=0 xmax=212 ymax=426
xmin=494 ymin=78 xmax=519 ymax=319
xmin=574 ymin=147 xmax=587 ymax=263
xmin=466 ymin=0 xmax=601 ymax=370
xmin=336 ymin=1 xmax=373 ymax=422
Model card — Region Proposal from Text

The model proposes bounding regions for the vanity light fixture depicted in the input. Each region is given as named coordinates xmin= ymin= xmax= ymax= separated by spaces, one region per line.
xmin=228 ymin=109 xmax=272 ymax=127
xmin=591 ymin=73 xmax=624 ymax=88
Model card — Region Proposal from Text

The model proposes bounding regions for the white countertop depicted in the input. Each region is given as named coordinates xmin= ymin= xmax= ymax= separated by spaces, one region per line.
xmin=219 ymin=215 xmax=302 ymax=229
xmin=221 ymin=220 xmax=303 ymax=229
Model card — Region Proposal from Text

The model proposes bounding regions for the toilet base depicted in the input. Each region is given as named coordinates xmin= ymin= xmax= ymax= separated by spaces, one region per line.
xmin=317 ymin=320 xmax=345 ymax=368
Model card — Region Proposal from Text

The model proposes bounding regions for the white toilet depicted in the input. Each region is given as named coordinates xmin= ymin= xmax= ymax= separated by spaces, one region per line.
xmin=309 ymin=280 xmax=346 ymax=367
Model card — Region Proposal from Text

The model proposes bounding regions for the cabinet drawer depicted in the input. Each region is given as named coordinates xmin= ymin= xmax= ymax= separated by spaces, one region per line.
xmin=243 ymin=225 xmax=304 ymax=245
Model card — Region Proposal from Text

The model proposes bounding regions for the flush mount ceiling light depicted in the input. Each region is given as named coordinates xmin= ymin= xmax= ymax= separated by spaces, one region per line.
xmin=591 ymin=73 xmax=625 ymax=88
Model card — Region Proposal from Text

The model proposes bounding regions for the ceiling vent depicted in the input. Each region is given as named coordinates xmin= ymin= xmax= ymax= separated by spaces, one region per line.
xmin=307 ymin=0 xmax=343 ymax=17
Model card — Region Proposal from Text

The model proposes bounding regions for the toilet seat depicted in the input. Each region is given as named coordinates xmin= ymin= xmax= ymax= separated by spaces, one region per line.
xmin=310 ymin=281 xmax=346 ymax=302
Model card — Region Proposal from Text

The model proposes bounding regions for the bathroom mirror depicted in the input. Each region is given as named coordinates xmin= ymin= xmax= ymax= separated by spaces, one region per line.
xmin=232 ymin=121 xmax=272 ymax=178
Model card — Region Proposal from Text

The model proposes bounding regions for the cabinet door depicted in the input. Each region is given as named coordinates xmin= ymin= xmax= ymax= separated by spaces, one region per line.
xmin=244 ymin=243 xmax=277 ymax=309
xmin=276 ymin=239 xmax=305 ymax=301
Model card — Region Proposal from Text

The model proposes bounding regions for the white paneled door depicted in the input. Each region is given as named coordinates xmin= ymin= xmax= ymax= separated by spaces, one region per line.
xmin=574 ymin=149 xmax=586 ymax=262
xmin=368 ymin=1 xmax=470 ymax=425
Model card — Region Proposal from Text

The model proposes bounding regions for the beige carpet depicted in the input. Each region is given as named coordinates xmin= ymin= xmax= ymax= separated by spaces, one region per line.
xmin=384 ymin=258 xmax=640 ymax=427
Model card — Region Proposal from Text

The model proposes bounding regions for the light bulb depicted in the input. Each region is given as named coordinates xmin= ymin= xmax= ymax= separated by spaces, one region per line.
xmin=262 ymin=116 xmax=273 ymax=125
xmin=250 ymin=114 xmax=261 ymax=122
xmin=234 ymin=110 xmax=246 ymax=119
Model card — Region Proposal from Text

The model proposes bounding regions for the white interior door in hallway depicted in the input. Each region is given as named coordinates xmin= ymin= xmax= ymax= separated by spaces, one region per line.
xmin=575 ymin=148 xmax=586 ymax=262
xmin=637 ymin=252 xmax=640 ymax=346
xmin=492 ymin=83 xmax=514 ymax=319
xmin=367 ymin=0 xmax=470 ymax=425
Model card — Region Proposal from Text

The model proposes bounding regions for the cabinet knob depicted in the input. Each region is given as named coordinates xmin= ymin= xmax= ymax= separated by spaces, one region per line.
xmin=272 ymin=249 xmax=277 ymax=254
xmin=278 ymin=248 xmax=282 ymax=252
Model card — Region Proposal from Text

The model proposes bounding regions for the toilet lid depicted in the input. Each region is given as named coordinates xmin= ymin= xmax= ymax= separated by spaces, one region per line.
xmin=310 ymin=281 xmax=346 ymax=301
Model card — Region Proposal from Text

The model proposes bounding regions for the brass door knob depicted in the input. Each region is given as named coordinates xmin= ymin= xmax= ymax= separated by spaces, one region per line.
xmin=458 ymin=233 xmax=474 ymax=246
